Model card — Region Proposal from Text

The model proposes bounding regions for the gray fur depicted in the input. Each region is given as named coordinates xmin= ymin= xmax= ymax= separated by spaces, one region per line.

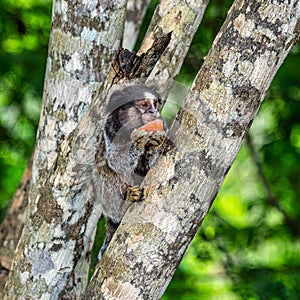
xmin=98 ymin=85 xmax=166 ymax=259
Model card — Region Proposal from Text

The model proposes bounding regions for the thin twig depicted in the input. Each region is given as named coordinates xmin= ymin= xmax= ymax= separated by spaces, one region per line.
xmin=246 ymin=135 xmax=300 ymax=236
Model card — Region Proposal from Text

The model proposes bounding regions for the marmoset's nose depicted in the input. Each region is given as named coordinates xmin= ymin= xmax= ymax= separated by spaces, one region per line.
xmin=147 ymin=107 xmax=155 ymax=113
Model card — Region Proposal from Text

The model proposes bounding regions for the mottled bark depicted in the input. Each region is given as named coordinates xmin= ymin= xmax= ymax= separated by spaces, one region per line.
xmin=0 ymin=157 xmax=32 ymax=295
xmin=5 ymin=0 xmax=300 ymax=298
xmin=84 ymin=1 xmax=211 ymax=298
xmin=123 ymin=0 xmax=151 ymax=50
xmin=85 ymin=0 xmax=300 ymax=299
xmin=140 ymin=0 xmax=210 ymax=97
xmin=0 ymin=0 xmax=135 ymax=291
xmin=1 ymin=0 xmax=147 ymax=285
xmin=5 ymin=0 xmax=127 ymax=299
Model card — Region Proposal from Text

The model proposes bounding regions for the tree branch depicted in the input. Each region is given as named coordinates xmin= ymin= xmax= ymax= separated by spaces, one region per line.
xmin=141 ymin=0 xmax=210 ymax=97
xmin=5 ymin=0 xmax=127 ymax=298
xmin=86 ymin=0 xmax=300 ymax=298
xmin=123 ymin=0 xmax=151 ymax=50
xmin=246 ymin=135 xmax=300 ymax=236
xmin=0 ymin=156 xmax=32 ymax=295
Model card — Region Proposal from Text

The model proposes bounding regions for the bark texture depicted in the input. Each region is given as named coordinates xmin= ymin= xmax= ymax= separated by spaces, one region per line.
xmin=123 ymin=0 xmax=151 ymax=50
xmin=5 ymin=0 xmax=203 ymax=296
xmin=140 ymin=0 xmax=210 ymax=97
xmin=0 ymin=0 xmax=146 ymax=290
xmin=5 ymin=0 xmax=127 ymax=299
xmin=0 ymin=157 xmax=32 ymax=295
xmin=85 ymin=0 xmax=300 ymax=299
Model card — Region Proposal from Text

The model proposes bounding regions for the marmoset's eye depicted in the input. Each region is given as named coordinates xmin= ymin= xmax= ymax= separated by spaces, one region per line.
xmin=141 ymin=102 xmax=148 ymax=108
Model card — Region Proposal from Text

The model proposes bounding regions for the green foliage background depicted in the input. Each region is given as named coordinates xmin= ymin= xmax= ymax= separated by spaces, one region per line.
xmin=1 ymin=0 xmax=300 ymax=298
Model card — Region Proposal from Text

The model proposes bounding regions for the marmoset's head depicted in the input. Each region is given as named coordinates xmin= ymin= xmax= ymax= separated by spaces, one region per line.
xmin=105 ymin=85 xmax=162 ymax=139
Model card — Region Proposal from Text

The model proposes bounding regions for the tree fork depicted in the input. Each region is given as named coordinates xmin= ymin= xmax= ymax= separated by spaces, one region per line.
xmin=5 ymin=0 xmax=209 ymax=298
xmin=85 ymin=0 xmax=300 ymax=299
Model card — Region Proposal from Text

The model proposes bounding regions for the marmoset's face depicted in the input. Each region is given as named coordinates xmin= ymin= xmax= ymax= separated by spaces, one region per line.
xmin=134 ymin=97 xmax=161 ymax=123
xmin=118 ymin=93 xmax=161 ymax=130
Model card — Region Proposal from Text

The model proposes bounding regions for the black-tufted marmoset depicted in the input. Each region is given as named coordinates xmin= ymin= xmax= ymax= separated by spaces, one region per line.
xmin=98 ymin=84 xmax=167 ymax=259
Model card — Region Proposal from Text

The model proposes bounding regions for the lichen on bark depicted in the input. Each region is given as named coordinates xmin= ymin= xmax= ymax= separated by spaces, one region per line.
xmin=4 ymin=0 xmax=127 ymax=299
xmin=4 ymin=0 xmax=300 ymax=299
xmin=85 ymin=0 xmax=300 ymax=299
xmin=140 ymin=0 xmax=210 ymax=97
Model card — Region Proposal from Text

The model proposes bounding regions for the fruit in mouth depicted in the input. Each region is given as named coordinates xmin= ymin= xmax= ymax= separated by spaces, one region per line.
xmin=136 ymin=119 xmax=164 ymax=133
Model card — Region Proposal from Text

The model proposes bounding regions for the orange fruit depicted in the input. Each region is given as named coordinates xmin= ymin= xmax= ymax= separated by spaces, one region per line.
xmin=137 ymin=119 xmax=163 ymax=132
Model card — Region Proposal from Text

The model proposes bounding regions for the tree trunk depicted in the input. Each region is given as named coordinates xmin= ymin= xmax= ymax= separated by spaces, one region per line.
xmin=3 ymin=0 xmax=300 ymax=299
xmin=84 ymin=0 xmax=300 ymax=298
xmin=5 ymin=0 xmax=208 ymax=298
xmin=140 ymin=0 xmax=209 ymax=97
xmin=0 ymin=0 xmax=148 ymax=292
xmin=123 ymin=0 xmax=151 ymax=50
xmin=6 ymin=2 xmax=210 ymax=299
xmin=4 ymin=0 xmax=127 ymax=298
